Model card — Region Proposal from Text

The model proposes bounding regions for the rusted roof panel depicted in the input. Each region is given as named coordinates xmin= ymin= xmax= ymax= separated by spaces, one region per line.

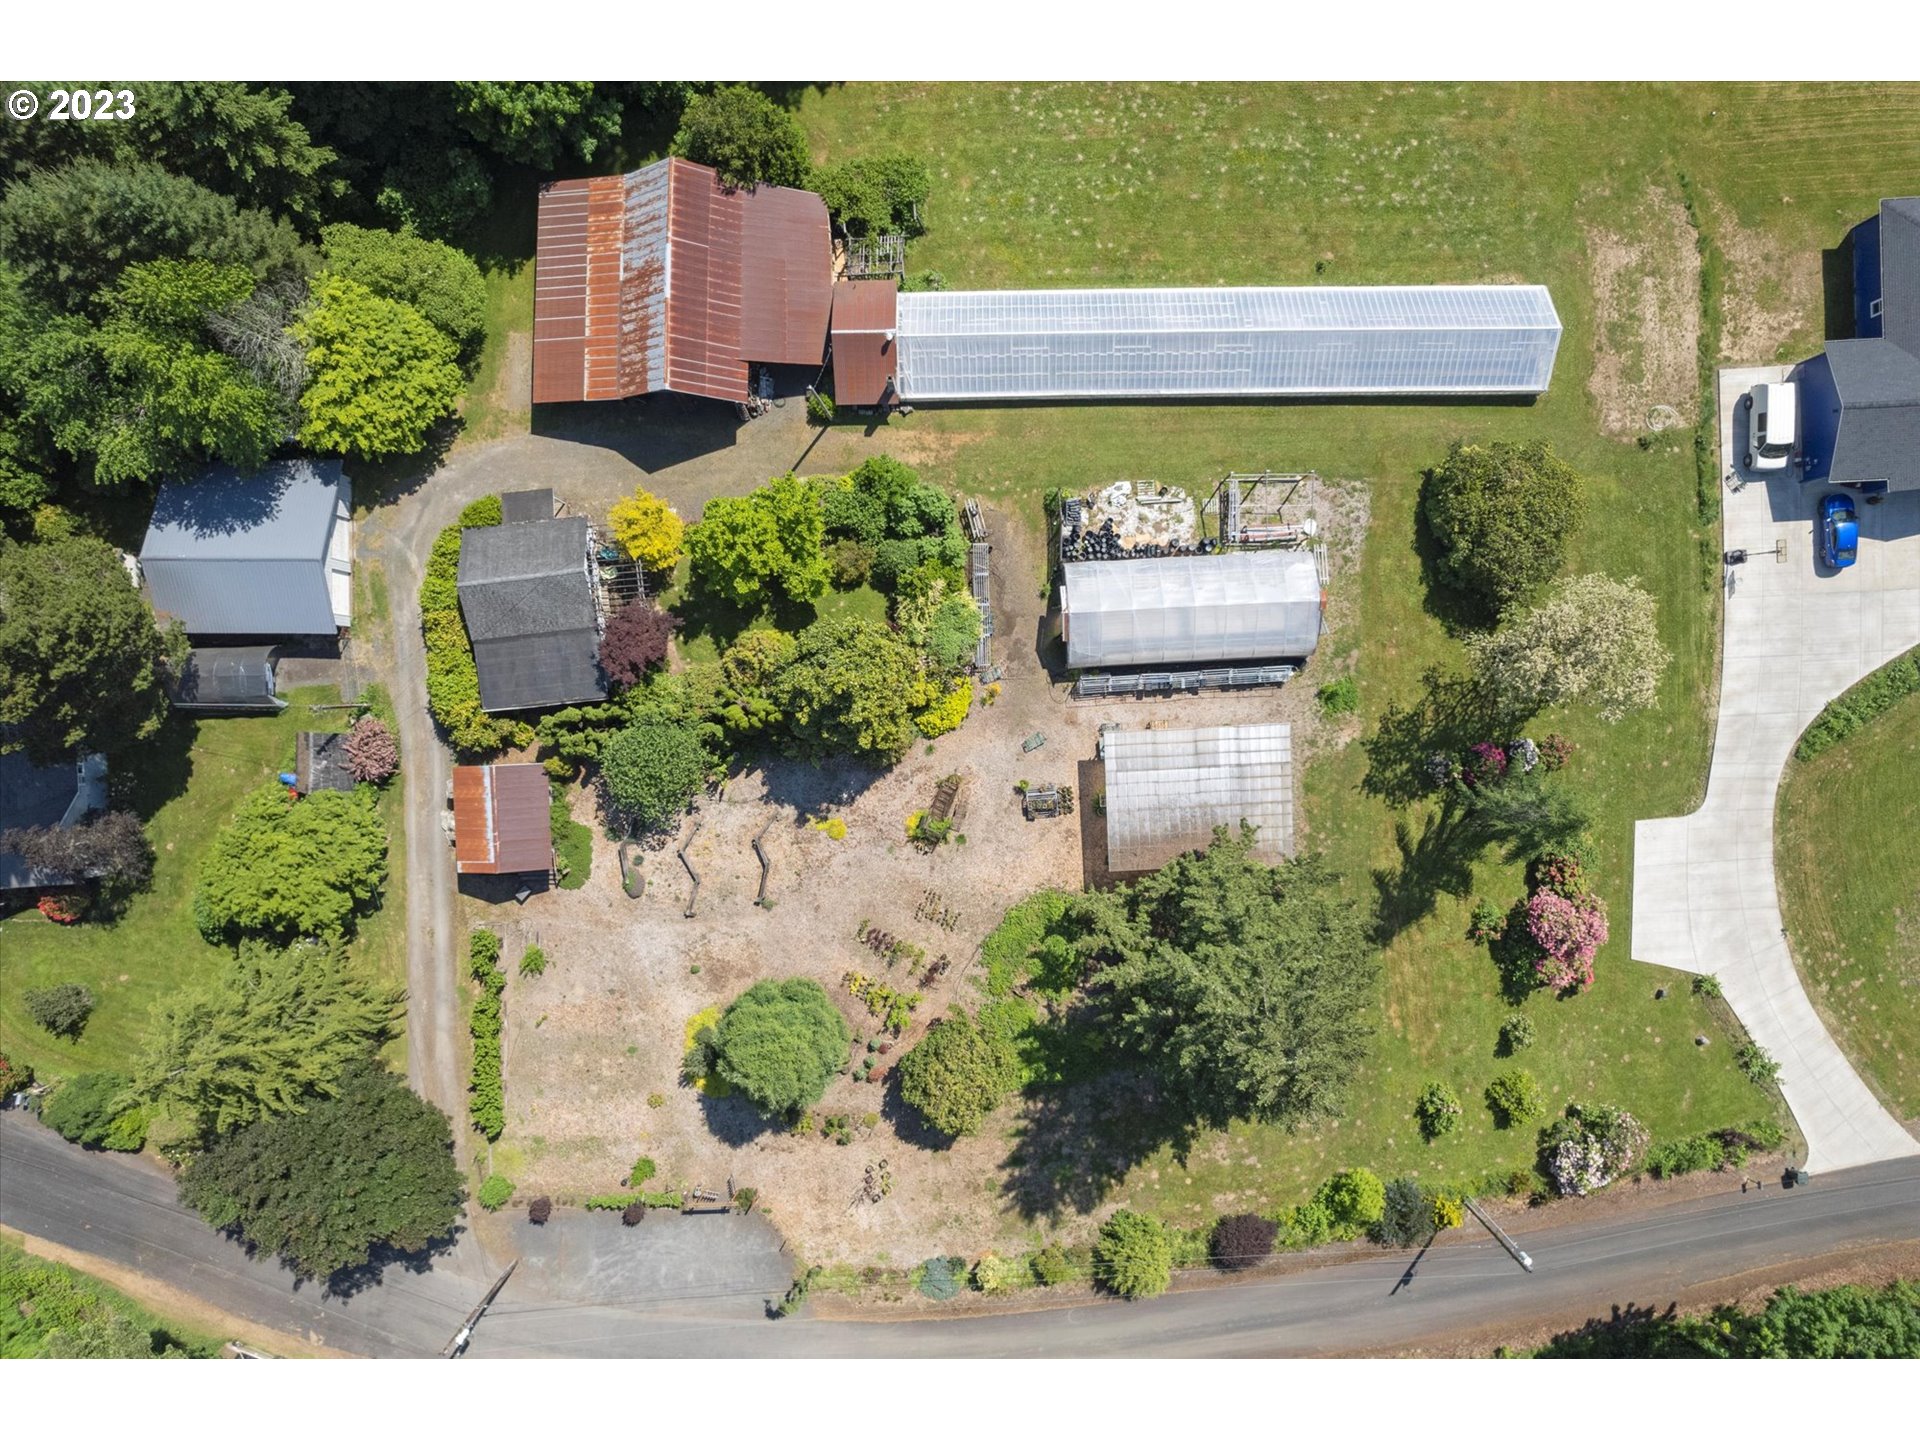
xmin=533 ymin=177 xmax=630 ymax=404
xmin=830 ymin=279 xmax=900 ymax=407
xmin=532 ymin=157 xmax=831 ymax=408
xmin=453 ymin=763 xmax=553 ymax=876
xmin=741 ymin=183 xmax=833 ymax=367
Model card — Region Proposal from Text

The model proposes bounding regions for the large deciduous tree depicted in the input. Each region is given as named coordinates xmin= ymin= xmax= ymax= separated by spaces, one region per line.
xmin=451 ymin=82 xmax=626 ymax=168
xmin=897 ymin=1010 xmax=1021 ymax=1138
xmin=769 ymin=617 xmax=923 ymax=763
xmin=671 ymin=87 xmax=810 ymax=190
xmin=1076 ymin=829 xmax=1378 ymax=1129
xmin=598 ymin=721 xmax=707 ymax=830
xmin=131 ymin=937 xmax=402 ymax=1136
xmin=293 ymin=274 xmax=463 ymax=458
xmin=0 ymin=159 xmax=308 ymax=311
xmin=711 ymin=978 xmax=850 ymax=1116
xmin=194 ymin=784 xmax=388 ymax=939
xmin=177 ymin=1060 xmax=464 ymax=1280
xmin=1422 ymin=440 xmax=1585 ymax=617
xmin=0 ymin=535 xmax=177 ymax=762
xmin=1465 ymin=572 xmax=1672 ymax=723
xmin=319 ymin=223 xmax=487 ymax=364
xmin=687 ymin=473 xmax=828 ymax=606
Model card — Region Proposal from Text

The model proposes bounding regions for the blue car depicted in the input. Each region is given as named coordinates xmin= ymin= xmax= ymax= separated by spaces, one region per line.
xmin=1820 ymin=492 xmax=1859 ymax=570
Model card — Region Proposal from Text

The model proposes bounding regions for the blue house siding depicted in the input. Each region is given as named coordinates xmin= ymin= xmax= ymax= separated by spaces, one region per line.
xmin=1794 ymin=352 xmax=1841 ymax=486
xmin=1851 ymin=214 xmax=1883 ymax=338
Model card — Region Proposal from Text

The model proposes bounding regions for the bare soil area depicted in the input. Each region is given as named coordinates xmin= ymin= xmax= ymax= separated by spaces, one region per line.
xmin=1586 ymin=186 xmax=1702 ymax=438
xmin=483 ymin=493 xmax=1362 ymax=1265
xmin=1712 ymin=199 xmax=1825 ymax=364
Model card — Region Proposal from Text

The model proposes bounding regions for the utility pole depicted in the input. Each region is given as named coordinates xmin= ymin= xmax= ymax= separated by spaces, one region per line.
xmin=1462 ymin=1198 xmax=1534 ymax=1273
xmin=442 ymin=1260 xmax=518 ymax=1358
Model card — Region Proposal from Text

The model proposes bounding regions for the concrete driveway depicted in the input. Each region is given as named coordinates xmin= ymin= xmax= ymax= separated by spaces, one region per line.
xmin=1632 ymin=365 xmax=1920 ymax=1174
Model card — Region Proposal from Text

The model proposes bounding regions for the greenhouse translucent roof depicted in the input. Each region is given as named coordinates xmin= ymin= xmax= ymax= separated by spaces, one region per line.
xmin=1103 ymin=723 xmax=1293 ymax=874
xmin=1062 ymin=550 xmax=1322 ymax=669
xmin=895 ymin=285 xmax=1562 ymax=400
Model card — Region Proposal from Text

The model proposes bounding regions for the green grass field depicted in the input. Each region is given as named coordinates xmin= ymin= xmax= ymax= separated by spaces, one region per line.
xmin=453 ymin=83 xmax=1920 ymax=1221
xmin=1777 ymin=688 xmax=1920 ymax=1122
xmin=0 ymin=1234 xmax=222 ymax=1358
xmin=0 ymin=687 xmax=407 ymax=1082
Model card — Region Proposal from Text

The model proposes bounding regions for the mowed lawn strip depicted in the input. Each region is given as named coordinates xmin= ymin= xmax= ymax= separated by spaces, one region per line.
xmin=1777 ymin=688 xmax=1920 ymax=1121
xmin=0 ymin=686 xmax=406 ymax=1081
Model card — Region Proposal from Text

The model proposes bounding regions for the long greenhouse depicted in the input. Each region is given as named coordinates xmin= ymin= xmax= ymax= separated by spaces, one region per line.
xmin=1061 ymin=550 xmax=1322 ymax=669
xmin=893 ymin=285 xmax=1562 ymax=401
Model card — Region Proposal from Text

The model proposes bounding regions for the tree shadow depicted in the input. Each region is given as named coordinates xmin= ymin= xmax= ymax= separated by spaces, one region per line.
xmin=695 ymin=1086 xmax=784 ymax=1148
xmin=754 ymin=754 xmax=890 ymax=815
xmin=316 ymin=1223 xmax=469 ymax=1299
xmin=998 ymin=1069 xmax=1188 ymax=1221
xmin=1370 ymin=803 xmax=1477 ymax=944
xmin=341 ymin=425 xmax=456 ymax=514
xmin=1487 ymin=897 xmax=1542 ymax=1005
xmin=1360 ymin=667 xmax=1499 ymax=808
xmin=115 ymin=711 xmax=197 ymax=820
xmin=879 ymin=1075 xmax=955 ymax=1153
xmin=1533 ymin=1300 xmax=1713 ymax=1358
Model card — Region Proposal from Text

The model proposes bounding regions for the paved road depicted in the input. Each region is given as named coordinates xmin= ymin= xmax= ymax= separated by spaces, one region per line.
xmin=1632 ymin=365 xmax=1920 ymax=1174
xmin=8 ymin=1112 xmax=1918 ymax=1358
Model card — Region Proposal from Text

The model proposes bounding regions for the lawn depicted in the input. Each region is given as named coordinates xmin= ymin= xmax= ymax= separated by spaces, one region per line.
xmin=458 ymin=83 xmax=1920 ymax=1225
xmin=0 ymin=686 xmax=407 ymax=1082
xmin=1777 ymin=685 xmax=1920 ymax=1121
xmin=656 ymin=557 xmax=889 ymax=666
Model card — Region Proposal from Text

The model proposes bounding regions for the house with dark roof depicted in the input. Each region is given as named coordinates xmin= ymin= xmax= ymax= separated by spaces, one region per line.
xmin=457 ymin=516 xmax=607 ymax=713
xmin=164 ymin=646 xmax=286 ymax=713
xmin=138 ymin=460 xmax=353 ymax=636
xmin=1795 ymin=197 xmax=1920 ymax=494
xmin=0 ymin=751 xmax=108 ymax=892
xmin=452 ymin=763 xmax=553 ymax=876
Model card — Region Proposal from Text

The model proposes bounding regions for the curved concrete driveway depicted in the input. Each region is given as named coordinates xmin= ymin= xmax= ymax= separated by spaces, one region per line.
xmin=1632 ymin=366 xmax=1920 ymax=1174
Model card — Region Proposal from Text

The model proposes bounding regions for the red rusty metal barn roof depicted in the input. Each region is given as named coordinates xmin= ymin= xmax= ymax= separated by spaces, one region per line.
xmin=830 ymin=279 xmax=900 ymax=408
xmin=532 ymin=159 xmax=830 ymax=407
xmin=452 ymin=763 xmax=553 ymax=876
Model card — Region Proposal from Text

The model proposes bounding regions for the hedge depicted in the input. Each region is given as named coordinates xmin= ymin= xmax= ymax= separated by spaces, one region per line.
xmin=422 ymin=513 xmax=521 ymax=758
xmin=1794 ymin=649 xmax=1920 ymax=761
xmin=469 ymin=930 xmax=505 ymax=1140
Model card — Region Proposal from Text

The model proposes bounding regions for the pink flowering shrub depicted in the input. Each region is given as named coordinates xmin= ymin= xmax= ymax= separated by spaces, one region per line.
xmin=1463 ymin=741 xmax=1509 ymax=788
xmin=344 ymin=716 xmax=400 ymax=784
xmin=1543 ymin=1104 xmax=1648 ymax=1196
xmin=1526 ymin=890 xmax=1608 ymax=991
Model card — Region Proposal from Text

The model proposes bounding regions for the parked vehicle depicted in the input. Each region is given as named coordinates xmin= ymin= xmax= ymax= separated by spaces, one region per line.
xmin=1742 ymin=381 xmax=1798 ymax=471
xmin=1819 ymin=492 xmax=1859 ymax=570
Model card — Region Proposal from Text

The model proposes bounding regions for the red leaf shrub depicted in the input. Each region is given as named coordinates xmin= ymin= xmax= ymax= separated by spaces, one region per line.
xmin=0 ymin=1051 xmax=32 ymax=1096
xmin=1533 ymin=850 xmax=1592 ymax=901
xmin=528 ymin=1195 xmax=553 ymax=1224
xmin=344 ymin=716 xmax=400 ymax=784
xmin=1526 ymin=890 xmax=1607 ymax=991
xmin=1538 ymin=733 xmax=1576 ymax=771
xmin=1463 ymin=741 xmax=1509 ymax=788
xmin=599 ymin=601 xmax=681 ymax=688
xmin=36 ymin=892 xmax=87 ymax=923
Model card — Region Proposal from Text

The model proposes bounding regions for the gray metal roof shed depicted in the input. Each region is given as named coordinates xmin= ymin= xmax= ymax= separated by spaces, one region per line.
xmin=457 ymin=517 xmax=607 ymax=712
xmin=139 ymin=460 xmax=352 ymax=637
xmin=1063 ymin=550 xmax=1322 ymax=669
xmin=1102 ymin=723 xmax=1293 ymax=874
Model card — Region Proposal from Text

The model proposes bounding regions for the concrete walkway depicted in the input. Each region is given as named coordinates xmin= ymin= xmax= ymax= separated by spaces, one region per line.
xmin=1632 ymin=365 xmax=1920 ymax=1174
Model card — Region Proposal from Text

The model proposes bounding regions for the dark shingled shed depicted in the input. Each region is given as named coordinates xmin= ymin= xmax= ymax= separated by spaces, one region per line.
xmin=457 ymin=517 xmax=607 ymax=713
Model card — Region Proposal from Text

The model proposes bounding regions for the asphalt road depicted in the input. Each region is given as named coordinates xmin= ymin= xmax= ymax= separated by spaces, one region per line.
xmin=6 ymin=1112 xmax=1918 ymax=1357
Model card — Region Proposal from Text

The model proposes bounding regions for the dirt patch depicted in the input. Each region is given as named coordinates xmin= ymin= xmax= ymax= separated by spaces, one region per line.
xmin=1713 ymin=200 xmax=1825 ymax=364
xmin=482 ymin=491 xmax=1367 ymax=1265
xmin=1586 ymin=186 xmax=1702 ymax=439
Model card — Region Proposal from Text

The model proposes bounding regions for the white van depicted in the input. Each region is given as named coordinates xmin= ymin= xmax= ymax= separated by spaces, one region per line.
xmin=1743 ymin=381 xmax=1798 ymax=472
